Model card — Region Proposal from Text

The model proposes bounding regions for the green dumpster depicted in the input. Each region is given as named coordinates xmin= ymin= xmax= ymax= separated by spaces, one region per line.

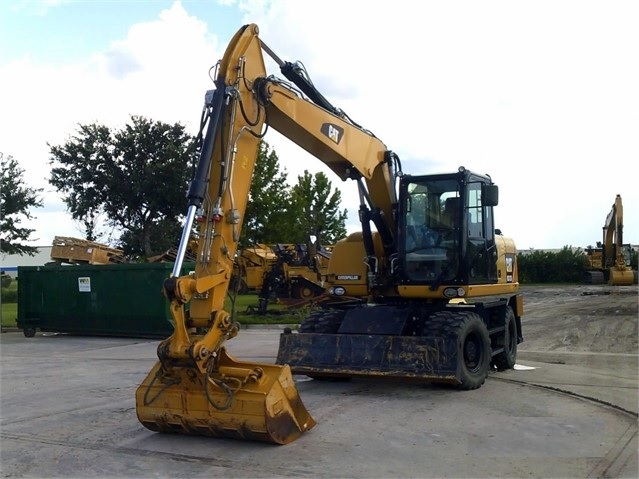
xmin=16 ymin=262 xmax=194 ymax=338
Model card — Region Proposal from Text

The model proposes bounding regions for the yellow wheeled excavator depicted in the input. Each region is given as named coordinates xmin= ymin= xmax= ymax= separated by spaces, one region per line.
xmin=136 ymin=23 xmax=524 ymax=445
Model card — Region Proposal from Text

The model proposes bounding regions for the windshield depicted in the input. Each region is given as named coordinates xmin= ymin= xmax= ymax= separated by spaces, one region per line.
xmin=403 ymin=179 xmax=460 ymax=282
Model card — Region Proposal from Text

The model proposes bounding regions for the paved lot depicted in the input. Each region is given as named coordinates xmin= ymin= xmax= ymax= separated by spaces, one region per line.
xmin=1 ymin=329 xmax=637 ymax=478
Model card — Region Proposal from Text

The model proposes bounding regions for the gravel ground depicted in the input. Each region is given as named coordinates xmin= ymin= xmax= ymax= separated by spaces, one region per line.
xmin=518 ymin=284 xmax=638 ymax=354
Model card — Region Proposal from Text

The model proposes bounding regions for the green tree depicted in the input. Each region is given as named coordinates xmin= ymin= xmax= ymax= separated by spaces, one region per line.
xmin=0 ymin=153 xmax=43 ymax=256
xmin=241 ymin=141 xmax=292 ymax=248
xmin=48 ymin=116 xmax=196 ymax=259
xmin=288 ymin=170 xmax=347 ymax=245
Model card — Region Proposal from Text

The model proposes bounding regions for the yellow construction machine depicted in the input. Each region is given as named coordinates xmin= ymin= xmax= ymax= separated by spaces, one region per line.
xmin=136 ymin=24 xmax=524 ymax=445
xmin=260 ymin=242 xmax=331 ymax=301
xmin=584 ymin=194 xmax=635 ymax=285
xmin=232 ymin=241 xmax=329 ymax=314
xmin=234 ymin=241 xmax=330 ymax=299
xmin=233 ymin=243 xmax=277 ymax=293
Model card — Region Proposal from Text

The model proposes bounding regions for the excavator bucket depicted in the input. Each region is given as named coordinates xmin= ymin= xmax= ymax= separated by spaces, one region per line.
xmin=136 ymin=348 xmax=315 ymax=445
xmin=609 ymin=268 xmax=635 ymax=286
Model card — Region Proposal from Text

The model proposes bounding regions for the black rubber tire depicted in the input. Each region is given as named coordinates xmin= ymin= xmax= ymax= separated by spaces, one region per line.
xmin=298 ymin=310 xmax=324 ymax=333
xmin=298 ymin=285 xmax=316 ymax=300
xmin=298 ymin=310 xmax=321 ymax=332
xmin=23 ymin=327 xmax=36 ymax=338
xmin=292 ymin=277 xmax=324 ymax=300
xmin=314 ymin=310 xmax=344 ymax=334
xmin=492 ymin=307 xmax=518 ymax=371
xmin=298 ymin=309 xmax=344 ymax=333
xmin=455 ymin=313 xmax=491 ymax=390
xmin=292 ymin=282 xmax=316 ymax=300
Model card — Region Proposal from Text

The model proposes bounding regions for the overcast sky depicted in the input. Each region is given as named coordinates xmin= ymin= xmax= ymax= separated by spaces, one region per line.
xmin=1 ymin=0 xmax=637 ymax=251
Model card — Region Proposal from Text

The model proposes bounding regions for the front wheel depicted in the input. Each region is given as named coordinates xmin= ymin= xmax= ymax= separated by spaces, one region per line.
xmin=455 ymin=313 xmax=491 ymax=390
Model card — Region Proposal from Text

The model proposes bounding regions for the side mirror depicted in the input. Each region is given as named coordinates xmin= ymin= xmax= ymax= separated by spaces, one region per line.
xmin=484 ymin=184 xmax=499 ymax=206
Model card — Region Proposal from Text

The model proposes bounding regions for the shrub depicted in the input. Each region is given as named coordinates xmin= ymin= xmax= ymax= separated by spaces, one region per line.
xmin=518 ymin=245 xmax=588 ymax=283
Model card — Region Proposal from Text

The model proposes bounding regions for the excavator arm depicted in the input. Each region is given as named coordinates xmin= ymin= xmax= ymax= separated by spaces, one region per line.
xmin=136 ymin=23 xmax=401 ymax=444
xmin=157 ymin=24 xmax=268 ymax=370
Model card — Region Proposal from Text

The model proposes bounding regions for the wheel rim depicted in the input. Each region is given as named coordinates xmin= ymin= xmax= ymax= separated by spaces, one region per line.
xmin=463 ymin=333 xmax=482 ymax=372
xmin=300 ymin=286 xmax=314 ymax=299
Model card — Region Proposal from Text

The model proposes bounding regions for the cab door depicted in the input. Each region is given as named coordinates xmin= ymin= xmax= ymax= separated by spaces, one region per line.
xmin=465 ymin=181 xmax=498 ymax=283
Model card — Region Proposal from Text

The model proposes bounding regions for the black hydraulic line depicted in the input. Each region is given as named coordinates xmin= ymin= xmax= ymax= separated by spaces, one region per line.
xmin=186 ymin=82 xmax=228 ymax=208
xmin=279 ymin=62 xmax=341 ymax=117
xmin=358 ymin=205 xmax=376 ymax=258
xmin=370 ymin=208 xmax=396 ymax=257
xmin=353 ymin=174 xmax=396 ymax=258
xmin=259 ymin=40 xmax=337 ymax=115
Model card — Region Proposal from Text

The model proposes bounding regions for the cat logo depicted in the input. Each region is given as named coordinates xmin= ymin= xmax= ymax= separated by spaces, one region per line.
xmin=321 ymin=123 xmax=344 ymax=144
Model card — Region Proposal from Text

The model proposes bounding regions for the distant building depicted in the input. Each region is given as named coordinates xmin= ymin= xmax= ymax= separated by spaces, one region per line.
xmin=1 ymin=247 xmax=53 ymax=277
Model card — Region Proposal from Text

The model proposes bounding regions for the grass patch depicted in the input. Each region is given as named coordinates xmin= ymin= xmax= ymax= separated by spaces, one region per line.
xmin=1 ymin=303 xmax=17 ymax=328
xmin=226 ymin=293 xmax=306 ymax=325
xmin=1 ymin=279 xmax=18 ymax=328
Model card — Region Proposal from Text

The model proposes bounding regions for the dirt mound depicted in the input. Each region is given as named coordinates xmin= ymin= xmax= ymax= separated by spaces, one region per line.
xmin=518 ymin=284 xmax=638 ymax=354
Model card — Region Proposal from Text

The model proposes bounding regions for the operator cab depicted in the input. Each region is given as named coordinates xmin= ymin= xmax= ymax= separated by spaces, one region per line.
xmin=398 ymin=167 xmax=499 ymax=287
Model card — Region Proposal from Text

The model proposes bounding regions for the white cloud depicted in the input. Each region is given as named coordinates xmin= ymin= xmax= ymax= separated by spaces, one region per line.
xmin=237 ymin=1 xmax=639 ymax=248
xmin=9 ymin=0 xmax=73 ymax=16
xmin=2 ymin=0 xmax=638 ymax=250
xmin=1 ymin=1 xmax=224 ymax=245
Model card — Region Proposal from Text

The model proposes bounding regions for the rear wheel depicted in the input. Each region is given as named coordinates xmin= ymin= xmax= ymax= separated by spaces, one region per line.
xmin=455 ymin=313 xmax=491 ymax=390
xmin=492 ymin=307 xmax=518 ymax=371
xmin=292 ymin=282 xmax=316 ymax=300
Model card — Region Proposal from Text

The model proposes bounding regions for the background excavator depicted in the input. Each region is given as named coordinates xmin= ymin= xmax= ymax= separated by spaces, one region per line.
xmin=231 ymin=240 xmax=330 ymax=315
xmin=584 ymin=194 xmax=635 ymax=285
xmin=232 ymin=243 xmax=277 ymax=293
xmin=136 ymin=24 xmax=523 ymax=445
xmin=233 ymin=240 xmax=330 ymax=302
